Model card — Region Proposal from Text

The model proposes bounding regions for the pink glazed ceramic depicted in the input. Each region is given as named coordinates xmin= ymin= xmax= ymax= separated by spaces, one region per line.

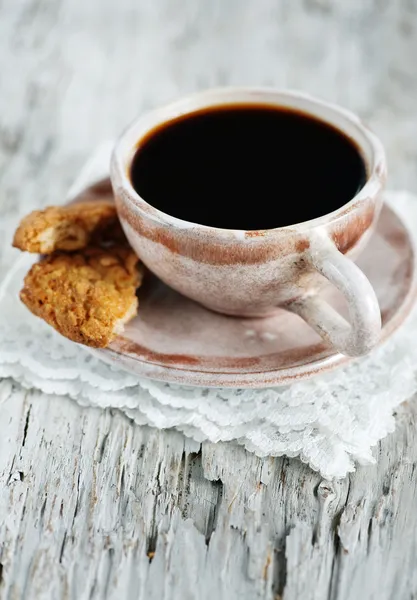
xmin=111 ymin=89 xmax=386 ymax=357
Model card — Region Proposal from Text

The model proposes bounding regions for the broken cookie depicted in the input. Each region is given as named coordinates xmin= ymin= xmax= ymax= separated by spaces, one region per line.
xmin=20 ymin=246 xmax=143 ymax=348
xmin=13 ymin=201 xmax=125 ymax=254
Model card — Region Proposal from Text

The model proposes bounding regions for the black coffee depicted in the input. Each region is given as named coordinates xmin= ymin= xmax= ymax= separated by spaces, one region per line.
xmin=130 ymin=105 xmax=367 ymax=230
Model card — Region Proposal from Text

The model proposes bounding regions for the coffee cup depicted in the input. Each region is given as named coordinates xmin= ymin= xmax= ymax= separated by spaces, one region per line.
xmin=111 ymin=88 xmax=386 ymax=357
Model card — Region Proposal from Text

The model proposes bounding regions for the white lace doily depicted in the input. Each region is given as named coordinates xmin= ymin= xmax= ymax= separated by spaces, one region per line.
xmin=1 ymin=144 xmax=417 ymax=480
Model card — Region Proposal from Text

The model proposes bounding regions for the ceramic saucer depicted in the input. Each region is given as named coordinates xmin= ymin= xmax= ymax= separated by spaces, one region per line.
xmin=80 ymin=180 xmax=417 ymax=388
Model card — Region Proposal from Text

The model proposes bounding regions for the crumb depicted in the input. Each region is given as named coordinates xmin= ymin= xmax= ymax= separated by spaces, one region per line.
xmin=20 ymin=246 xmax=143 ymax=348
xmin=13 ymin=201 xmax=126 ymax=254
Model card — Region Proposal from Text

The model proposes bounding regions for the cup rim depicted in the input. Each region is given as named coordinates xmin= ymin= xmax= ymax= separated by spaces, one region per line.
xmin=111 ymin=87 xmax=386 ymax=237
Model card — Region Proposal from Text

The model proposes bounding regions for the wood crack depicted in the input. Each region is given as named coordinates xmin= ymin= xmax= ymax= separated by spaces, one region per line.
xmin=204 ymin=477 xmax=223 ymax=545
xmin=98 ymin=431 xmax=110 ymax=463
xmin=71 ymin=470 xmax=82 ymax=528
xmin=146 ymin=459 xmax=163 ymax=562
xmin=272 ymin=541 xmax=287 ymax=599
xmin=22 ymin=405 xmax=31 ymax=448
xmin=59 ymin=531 xmax=67 ymax=564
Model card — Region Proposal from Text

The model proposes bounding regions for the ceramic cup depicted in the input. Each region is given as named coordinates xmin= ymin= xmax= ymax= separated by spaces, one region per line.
xmin=111 ymin=88 xmax=386 ymax=357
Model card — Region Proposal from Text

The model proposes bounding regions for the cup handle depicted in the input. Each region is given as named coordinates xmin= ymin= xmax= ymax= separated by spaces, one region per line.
xmin=286 ymin=231 xmax=381 ymax=357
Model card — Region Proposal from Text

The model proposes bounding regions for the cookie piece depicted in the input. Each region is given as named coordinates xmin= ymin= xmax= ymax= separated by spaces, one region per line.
xmin=13 ymin=201 xmax=125 ymax=254
xmin=20 ymin=246 xmax=143 ymax=348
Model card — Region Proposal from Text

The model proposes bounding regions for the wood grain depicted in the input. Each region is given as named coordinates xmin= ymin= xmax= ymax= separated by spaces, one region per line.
xmin=1 ymin=0 xmax=417 ymax=598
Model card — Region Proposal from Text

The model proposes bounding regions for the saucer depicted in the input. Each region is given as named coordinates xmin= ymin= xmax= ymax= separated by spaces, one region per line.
xmin=82 ymin=180 xmax=416 ymax=387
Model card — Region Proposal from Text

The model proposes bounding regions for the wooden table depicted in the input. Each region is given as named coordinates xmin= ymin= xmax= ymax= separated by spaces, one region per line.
xmin=1 ymin=1 xmax=417 ymax=598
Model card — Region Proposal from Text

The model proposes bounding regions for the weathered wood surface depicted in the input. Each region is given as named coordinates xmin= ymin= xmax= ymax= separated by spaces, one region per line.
xmin=1 ymin=1 xmax=417 ymax=598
